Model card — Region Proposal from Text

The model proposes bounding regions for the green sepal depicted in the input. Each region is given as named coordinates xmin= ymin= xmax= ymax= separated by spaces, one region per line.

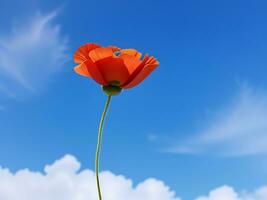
xmin=102 ymin=85 xmax=122 ymax=96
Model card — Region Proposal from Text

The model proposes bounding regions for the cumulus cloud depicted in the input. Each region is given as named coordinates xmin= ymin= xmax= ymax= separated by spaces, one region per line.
xmin=195 ymin=185 xmax=267 ymax=200
xmin=0 ymin=154 xmax=181 ymax=200
xmin=0 ymin=154 xmax=266 ymax=200
xmin=167 ymin=85 xmax=267 ymax=157
xmin=195 ymin=186 xmax=239 ymax=200
xmin=0 ymin=10 xmax=68 ymax=97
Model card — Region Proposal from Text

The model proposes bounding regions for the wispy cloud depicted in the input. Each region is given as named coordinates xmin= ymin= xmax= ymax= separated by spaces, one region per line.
xmin=0 ymin=10 xmax=68 ymax=101
xmin=167 ymin=84 xmax=267 ymax=157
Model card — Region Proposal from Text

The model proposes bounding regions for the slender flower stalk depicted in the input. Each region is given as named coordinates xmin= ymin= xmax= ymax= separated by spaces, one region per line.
xmin=95 ymin=94 xmax=112 ymax=200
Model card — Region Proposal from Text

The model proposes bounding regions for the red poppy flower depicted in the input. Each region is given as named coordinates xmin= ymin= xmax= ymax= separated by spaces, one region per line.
xmin=74 ymin=43 xmax=159 ymax=89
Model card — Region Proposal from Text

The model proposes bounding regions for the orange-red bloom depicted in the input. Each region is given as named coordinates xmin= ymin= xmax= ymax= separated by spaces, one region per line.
xmin=74 ymin=43 xmax=159 ymax=89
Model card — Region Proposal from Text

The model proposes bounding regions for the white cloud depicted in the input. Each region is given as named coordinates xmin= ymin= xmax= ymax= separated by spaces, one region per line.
xmin=0 ymin=10 xmax=68 ymax=97
xmin=0 ymin=154 xmax=181 ymax=200
xmin=0 ymin=154 xmax=266 ymax=200
xmin=195 ymin=186 xmax=239 ymax=200
xmin=195 ymin=185 xmax=267 ymax=200
xmin=167 ymin=85 xmax=267 ymax=156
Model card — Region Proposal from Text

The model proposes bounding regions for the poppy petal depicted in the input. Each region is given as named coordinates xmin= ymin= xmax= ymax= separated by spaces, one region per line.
xmin=74 ymin=62 xmax=91 ymax=78
xmin=95 ymin=57 xmax=130 ymax=85
xmin=122 ymin=59 xmax=159 ymax=89
xmin=77 ymin=59 xmax=108 ymax=85
xmin=89 ymin=47 xmax=115 ymax=62
xmin=122 ymin=54 xmax=150 ymax=85
xmin=74 ymin=43 xmax=101 ymax=64
xmin=120 ymin=54 xmax=142 ymax=74
xmin=108 ymin=45 xmax=121 ymax=52
xmin=120 ymin=49 xmax=142 ymax=60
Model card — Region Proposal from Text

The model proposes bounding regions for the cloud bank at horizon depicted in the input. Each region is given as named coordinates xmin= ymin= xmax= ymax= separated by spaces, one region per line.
xmin=0 ymin=154 xmax=266 ymax=200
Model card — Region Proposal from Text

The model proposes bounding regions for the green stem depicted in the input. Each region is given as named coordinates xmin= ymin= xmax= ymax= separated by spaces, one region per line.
xmin=95 ymin=94 xmax=112 ymax=200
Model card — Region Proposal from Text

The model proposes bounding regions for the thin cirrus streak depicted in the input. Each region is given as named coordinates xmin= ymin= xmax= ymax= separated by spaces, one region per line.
xmin=0 ymin=10 xmax=69 ymax=102
xmin=165 ymin=84 xmax=267 ymax=157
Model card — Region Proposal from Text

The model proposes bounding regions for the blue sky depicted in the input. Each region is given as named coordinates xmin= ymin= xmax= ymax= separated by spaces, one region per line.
xmin=1 ymin=0 xmax=267 ymax=199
